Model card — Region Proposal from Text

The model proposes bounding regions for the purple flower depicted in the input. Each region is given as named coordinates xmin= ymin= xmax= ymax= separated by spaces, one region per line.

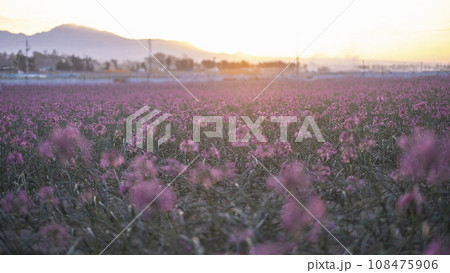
xmin=311 ymin=161 xmax=331 ymax=183
xmin=396 ymin=186 xmax=424 ymax=212
xmin=340 ymin=144 xmax=357 ymax=163
xmin=93 ymin=123 xmax=107 ymax=136
xmin=7 ymin=151 xmax=24 ymax=165
xmin=423 ymin=239 xmax=450 ymax=255
xmin=254 ymin=143 xmax=275 ymax=158
xmin=1 ymin=190 xmax=34 ymax=215
xmin=19 ymin=130 xmax=36 ymax=148
xmin=317 ymin=142 xmax=336 ymax=161
xmin=266 ymin=161 xmax=312 ymax=195
xmin=130 ymin=180 xmax=176 ymax=215
xmin=358 ymin=136 xmax=376 ymax=152
xmin=280 ymin=195 xmax=325 ymax=237
xmin=189 ymin=163 xmax=221 ymax=188
xmin=38 ymin=141 xmax=55 ymax=160
xmin=100 ymin=150 xmax=125 ymax=169
xmin=392 ymin=128 xmax=449 ymax=183
xmin=161 ymin=158 xmax=187 ymax=176
xmin=40 ymin=223 xmax=71 ymax=248
xmin=179 ymin=139 xmax=198 ymax=152
xmin=49 ymin=126 xmax=92 ymax=164
xmin=129 ymin=153 xmax=158 ymax=179
xmin=39 ymin=186 xmax=59 ymax=206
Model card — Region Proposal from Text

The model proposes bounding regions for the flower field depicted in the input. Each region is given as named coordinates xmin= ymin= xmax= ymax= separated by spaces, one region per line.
xmin=0 ymin=76 xmax=449 ymax=254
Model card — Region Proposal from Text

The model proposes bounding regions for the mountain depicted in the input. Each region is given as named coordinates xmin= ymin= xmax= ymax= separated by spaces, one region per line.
xmin=0 ymin=24 xmax=246 ymax=62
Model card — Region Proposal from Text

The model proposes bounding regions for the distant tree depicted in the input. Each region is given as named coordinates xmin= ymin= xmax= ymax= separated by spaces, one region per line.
xmin=154 ymin=52 xmax=166 ymax=64
xmin=257 ymin=61 xmax=286 ymax=69
xmin=201 ymin=59 xmax=216 ymax=69
xmin=318 ymin=66 xmax=330 ymax=73
xmin=84 ymin=57 xmax=94 ymax=71
xmin=0 ymin=52 xmax=16 ymax=69
xmin=176 ymin=58 xmax=194 ymax=71
xmin=55 ymin=59 xmax=71 ymax=71
xmin=111 ymin=59 xmax=118 ymax=69
xmin=70 ymin=55 xmax=84 ymax=71
xmin=104 ymin=61 xmax=110 ymax=70
xmin=14 ymin=50 xmax=36 ymax=71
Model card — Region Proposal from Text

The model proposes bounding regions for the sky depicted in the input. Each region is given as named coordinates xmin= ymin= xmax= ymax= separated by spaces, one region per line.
xmin=1 ymin=0 xmax=449 ymax=62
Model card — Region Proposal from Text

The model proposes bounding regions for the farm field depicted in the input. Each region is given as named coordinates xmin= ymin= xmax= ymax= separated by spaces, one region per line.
xmin=0 ymin=76 xmax=449 ymax=254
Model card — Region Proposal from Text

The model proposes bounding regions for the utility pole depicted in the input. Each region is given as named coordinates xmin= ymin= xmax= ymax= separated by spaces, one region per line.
xmin=147 ymin=39 xmax=152 ymax=81
xmin=295 ymin=55 xmax=299 ymax=79
xmin=25 ymin=36 xmax=31 ymax=85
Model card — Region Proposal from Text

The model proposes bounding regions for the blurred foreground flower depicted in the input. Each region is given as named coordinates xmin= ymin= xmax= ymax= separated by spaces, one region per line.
xmin=44 ymin=125 xmax=92 ymax=164
xmin=40 ymin=223 xmax=71 ymax=248
xmin=266 ymin=161 xmax=312 ymax=195
xmin=423 ymin=239 xmax=450 ymax=255
xmin=1 ymin=190 xmax=34 ymax=215
xmin=7 ymin=151 xmax=24 ymax=165
xmin=396 ymin=186 xmax=424 ymax=212
xmin=39 ymin=186 xmax=59 ymax=206
xmin=100 ymin=150 xmax=125 ymax=169
xmin=130 ymin=180 xmax=176 ymax=216
xmin=179 ymin=139 xmax=198 ymax=152
xmin=391 ymin=128 xmax=449 ymax=183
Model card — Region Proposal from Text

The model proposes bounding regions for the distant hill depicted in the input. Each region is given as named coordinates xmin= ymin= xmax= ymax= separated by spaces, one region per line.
xmin=0 ymin=24 xmax=247 ymax=62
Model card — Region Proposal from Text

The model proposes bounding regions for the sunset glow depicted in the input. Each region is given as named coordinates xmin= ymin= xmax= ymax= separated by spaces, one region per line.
xmin=1 ymin=0 xmax=449 ymax=62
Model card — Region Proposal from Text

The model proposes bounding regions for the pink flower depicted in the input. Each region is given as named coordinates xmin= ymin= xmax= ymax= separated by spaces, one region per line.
xmin=392 ymin=128 xmax=449 ymax=183
xmin=340 ymin=144 xmax=357 ymax=163
xmin=317 ymin=142 xmax=336 ymax=161
xmin=209 ymin=146 xmax=221 ymax=159
xmin=19 ymin=130 xmax=36 ymax=148
xmin=280 ymin=195 xmax=326 ymax=238
xmin=254 ymin=143 xmax=275 ymax=158
xmin=311 ymin=161 xmax=331 ymax=183
xmin=40 ymin=223 xmax=71 ymax=247
xmin=130 ymin=180 xmax=176 ymax=215
xmin=423 ymin=239 xmax=450 ymax=255
xmin=179 ymin=139 xmax=198 ymax=152
xmin=49 ymin=126 xmax=92 ymax=164
xmin=345 ymin=176 xmax=365 ymax=191
xmin=129 ymin=153 xmax=158 ymax=178
xmin=93 ymin=123 xmax=107 ymax=136
xmin=39 ymin=186 xmax=59 ymax=206
xmin=161 ymin=158 xmax=187 ymax=176
xmin=201 ymin=146 xmax=221 ymax=159
xmin=358 ymin=136 xmax=376 ymax=152
xmin=339 ymin=131 xmax=354 ymax=144
xmin=189 ymin=163 xmax=222 ymax=188
xmin=100 ymin=150 xmax=125 ymax=169
xmin=38 ymin=141 xmax=55 ymax=160
xmin=7 ymin=151 xmax=24 ymax=165
xmin=396 ymin=187 xmax=424 ymax=212
xmin=1 ymin=190 xmax=34 ymax=215
xmin=266 ymin=161 xmax=312 ymax=195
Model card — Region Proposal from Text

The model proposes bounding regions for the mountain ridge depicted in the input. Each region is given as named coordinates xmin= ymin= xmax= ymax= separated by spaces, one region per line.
xmin=0 ymin=23 xmax=246 ymax=62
